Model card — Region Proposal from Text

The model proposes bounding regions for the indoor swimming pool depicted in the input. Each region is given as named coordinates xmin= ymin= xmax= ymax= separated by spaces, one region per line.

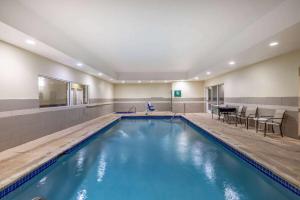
xmin=2 ymin=117 xmax=299 ymax=200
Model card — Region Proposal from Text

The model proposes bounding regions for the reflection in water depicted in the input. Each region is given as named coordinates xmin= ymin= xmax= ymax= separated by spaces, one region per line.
xmin=37 ymin=177 xmax=47 ymax=187
xmin=119 ymin=129 xmax=129 ymax=138
xmin=162 ymin=134 xmax=171 ymax=151
xmin=177 ymin=131 xmax=189 ymax=162
xmin=204 ymin=161 xmax=215 ymax=182
xmin=76 ymin=189 xmax=87 ymax=200
xmin=224 ymin=184 xmax=240 ymax=200
xmin=191 ymin=142 xmax=215 ymax=183
xmin=76 ymin=150 xmax=86 ymax=174
xmin=97 ymin=156 xmax=107 ymax=183
xmin=191 ymin=142 xmax=203 ymax=169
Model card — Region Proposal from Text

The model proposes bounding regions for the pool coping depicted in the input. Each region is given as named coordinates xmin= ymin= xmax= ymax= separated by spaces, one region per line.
xmin=0 ymin=114 xmax=299 ymax=199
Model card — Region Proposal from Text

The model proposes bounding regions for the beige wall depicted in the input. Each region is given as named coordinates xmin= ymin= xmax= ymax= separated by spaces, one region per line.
xmin=205 ymin=50 xmax=300 ymax=98
xmin=114 ymin=81 xmax=204 ymax=99
xmin=0 ymin=40 xmax=114 ymax=100
xmin=172 ymin=81 xmax=204 ymax=98
xmin=114 ymin=83 xmax=171 ymax=99
xmin=0 ymin=40 xmax=115 ymax=150
xmin=113 ymin=81 xmax=205 ymax=113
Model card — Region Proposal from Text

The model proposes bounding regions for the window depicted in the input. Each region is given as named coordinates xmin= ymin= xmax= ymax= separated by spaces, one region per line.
xmin=38 ymin=76 xmax=89 ymax=108
xmin=205 ymin=84 xmax=224 ymax=112
xmin=38 ymin=76 xmax=68 ymax=107
xmin=70 ymin=83 xmax=88 ymax=105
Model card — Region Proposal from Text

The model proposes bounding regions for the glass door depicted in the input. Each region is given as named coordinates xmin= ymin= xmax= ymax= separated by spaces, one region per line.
xmin=205 ymin=84 xmax=224 ymax=112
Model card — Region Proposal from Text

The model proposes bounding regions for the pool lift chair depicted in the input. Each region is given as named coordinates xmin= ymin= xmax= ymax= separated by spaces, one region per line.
xmin=145 ymin=101 xmax=155 ymax=115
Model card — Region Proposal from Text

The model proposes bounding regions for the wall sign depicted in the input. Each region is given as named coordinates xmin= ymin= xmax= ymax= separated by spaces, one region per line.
xmin=174 ymin=90 xmax=182 ymax=97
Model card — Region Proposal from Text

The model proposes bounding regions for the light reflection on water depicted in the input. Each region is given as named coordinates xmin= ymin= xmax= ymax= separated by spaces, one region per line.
xmin=176 ymin=131 xmax=189 ymax=162
xmin=76 ymin=189 xmax=87 ymax=200
xmin=204 ymin=161 xmax=215 ymax=182
xmin=75 ymin=150 xmax=86 ymax=175
xmin=97 ymin=156 xmax=106 ymax=183
xmin=224 ymin=184 xmax=240 ymax=200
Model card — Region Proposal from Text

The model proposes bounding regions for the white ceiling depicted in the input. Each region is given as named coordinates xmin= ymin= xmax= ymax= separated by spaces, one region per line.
xmin=0 ymin=0 xmax=300 ymax=82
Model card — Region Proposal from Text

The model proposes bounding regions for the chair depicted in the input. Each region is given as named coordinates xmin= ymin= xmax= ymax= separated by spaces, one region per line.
xmin=147 ymin=102 xmax=155 ymax=112
xmin=235 ymin=106 xmax=247 ymax=126
xmin=256 ymin=109 xmax=286 ymax=137
xmin=227 ymin=106 xmax=246 ymax=126
xmin=239 ymin=107 xmax=258 ymax=129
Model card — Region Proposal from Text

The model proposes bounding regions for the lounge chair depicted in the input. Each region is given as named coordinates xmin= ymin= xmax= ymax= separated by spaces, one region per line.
xmin=255 ymin=109 xmax=286 ymax=137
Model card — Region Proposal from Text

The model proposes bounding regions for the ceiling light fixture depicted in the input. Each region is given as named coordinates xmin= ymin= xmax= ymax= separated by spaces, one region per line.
xmin=25 ymin=39 xmax=36 ymax=45
xmin=228 ymin=61 xmax=236 ymax=65
xmin=206 ymin=71 xmax=211 ymax=75
xmin=121 ymin=80 xmax=125 ymax=84
xmin=269 ymin=42 xmax=279 ymax=47
xmin=76 ymin=63 xmax=83 ymax=67
xmin=98 ymin=72 xmax=103 ymax=76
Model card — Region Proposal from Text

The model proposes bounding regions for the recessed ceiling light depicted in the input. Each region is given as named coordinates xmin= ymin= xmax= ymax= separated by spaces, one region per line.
xmin=98 ymin=72 xmax=103 ymax=76
xmin=194 ymin=77 xmax=199 ymax=80
xmin=206 ymin=71 xmax=211 ymax=75
xmin=229 ymin=61 xmax=236 ymax=65
xmin=138 ymin=80 xmax=142 ymax=83
xmin=76 ymin=63 xmax=83 ymax=67
xmin=269 ymin=42 xmax=279 ymax=47
xmin=25 ymin=39 xmax=36 ymax=45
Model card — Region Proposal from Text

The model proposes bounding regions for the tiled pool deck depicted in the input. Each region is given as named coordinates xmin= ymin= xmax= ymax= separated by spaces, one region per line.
xmin=0 ymin=112 xmax=300 ymax=197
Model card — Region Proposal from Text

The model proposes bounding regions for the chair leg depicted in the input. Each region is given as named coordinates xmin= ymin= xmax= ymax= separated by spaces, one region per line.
xmin=264 ymin=123 xmax=267 ymax=137
xmin=256 ymin=122 xmax=258 ymax=133
xmin=279 ymin=125 xmax=283 ymax=137
xmin=246 ymin=118 xmax=249 ymax=129
xmin=271 ymin=125 xmax=274 ymax=133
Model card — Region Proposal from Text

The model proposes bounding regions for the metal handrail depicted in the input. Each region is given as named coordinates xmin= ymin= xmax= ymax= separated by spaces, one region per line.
xmin=128 ymin=106 xmax=136 ymax=113
xmin=171 ymin=112 xmax=177 ymax=120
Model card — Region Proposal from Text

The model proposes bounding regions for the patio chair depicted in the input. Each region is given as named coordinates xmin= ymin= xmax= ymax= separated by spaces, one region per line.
xmin=256 ymin=109 xmax=286 ymax=137
xmin=239 ymin=107 xmax=258 ymax=129
xmin=227 ymin=105 xmax=246 ymax=126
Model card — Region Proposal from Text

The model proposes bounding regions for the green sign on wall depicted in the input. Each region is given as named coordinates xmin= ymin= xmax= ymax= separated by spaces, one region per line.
xmin=174 ymin=90 xmax=182 ymax=97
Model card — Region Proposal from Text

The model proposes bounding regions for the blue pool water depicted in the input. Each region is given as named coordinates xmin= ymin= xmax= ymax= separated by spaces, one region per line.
xmin=3 ymin=118 xmax=299 ymax=200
